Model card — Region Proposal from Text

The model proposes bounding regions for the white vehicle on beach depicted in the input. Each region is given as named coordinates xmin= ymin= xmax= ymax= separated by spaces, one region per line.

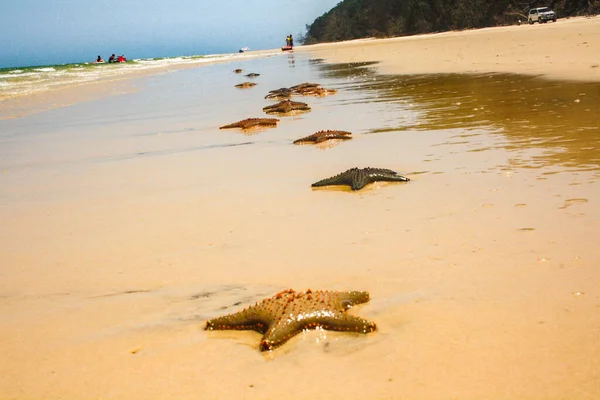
xmin=528 ymin=7 xmax=557 ymax=24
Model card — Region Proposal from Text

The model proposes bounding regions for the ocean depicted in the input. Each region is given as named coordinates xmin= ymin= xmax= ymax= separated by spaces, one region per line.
xmin=0 ymin=50 xmax=280 ymax=101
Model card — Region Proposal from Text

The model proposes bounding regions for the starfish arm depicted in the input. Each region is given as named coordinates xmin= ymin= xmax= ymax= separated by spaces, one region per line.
xmin=205 ymin=309 xmax=271 ymax=334
xmin=316 ymin=313 xmax=377 ymax=333
xmin=334 ymin=290 xmax=371 ymax=308
xmin=260 ymin=312 xmax=376 ymax=351
xmin=260 ymin=319 xmax=304 ymax=351
xmin=219 ymin=122 xmax=243 ymax=129
xmin=311 ymin=172 xmax=353 ymax=188
xmin=351 ymin=171 xmax=370 ymax=190
xmin=242 ymin=120 xmax=260 ymax=129
xmin=293 ymin=137 xmax=313 ymax=144
xmin=365 ymin=168 xmax=410 ymax=183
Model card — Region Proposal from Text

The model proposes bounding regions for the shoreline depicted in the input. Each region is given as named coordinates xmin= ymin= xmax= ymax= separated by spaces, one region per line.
xmin=297 ymin=15 xmax=600 ymax=82
xmin=0 ymin=49 xmax=279 ymax=120
xmin=4 ymin=15 xmax=599 ymax=120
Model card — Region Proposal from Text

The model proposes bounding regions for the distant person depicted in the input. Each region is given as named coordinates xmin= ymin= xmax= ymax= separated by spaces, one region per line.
xmin=117 ymin=55 xmax=127 ymax=62
xmin=289 ymin=34 xmax=294 ymax=47
xmin=96 ymin=55 xmax=104 ymax=63
xmin=108 ymin=54 xmax=116 ymax=63
xmin=286 ymin=35 xmax=291 ymax=47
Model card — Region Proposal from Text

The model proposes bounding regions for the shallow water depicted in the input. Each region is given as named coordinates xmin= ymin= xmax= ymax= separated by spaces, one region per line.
xmin=1 ymin=53 xmax=599 ymax=399
xmin=316 ymin=61 xmax=600 ymax=173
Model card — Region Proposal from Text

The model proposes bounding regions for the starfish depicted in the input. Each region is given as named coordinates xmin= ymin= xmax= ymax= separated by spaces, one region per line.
xmin=205 ymin=289 xmax=376 ymax=351
xmin=219 ymin=118 xmax=279 ymax=130
xmin=265 ymin=88 xmax=293 ymax=100
xmin=293 ymin=130 xmax=352 ymax=144
xmin=290 ymin=82 xmax=321 ymax=93
xmin=234 ymin=82 xmax=257 ymax=89
xmin=290 ymin=82 xmax=338 ymax=97
xmin=304 ymin=87 xmax=338 ymax=97
xmin=245 ymin=73 xmax=260 ymax=78
xmin=263 ymin=99 xmax=311 ymax=115
xmin=233 ymin=69 xmax=243 ymax=74
xmin=312 ymin=167 xmax=410 ymax=191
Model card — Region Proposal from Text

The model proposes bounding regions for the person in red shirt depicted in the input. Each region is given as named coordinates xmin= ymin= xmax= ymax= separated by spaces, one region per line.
xmin=117 ymin=55 xmax=127 ymax=62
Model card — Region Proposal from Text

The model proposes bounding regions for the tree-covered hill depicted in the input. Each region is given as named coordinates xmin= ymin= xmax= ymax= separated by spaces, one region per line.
xmin=301 ymin=0 xmax=600 ymax=44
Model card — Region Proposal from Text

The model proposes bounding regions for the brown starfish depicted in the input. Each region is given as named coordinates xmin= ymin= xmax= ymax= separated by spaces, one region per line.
xmin=263 ymin=99 xmax=311 ymax=115
xmin=205 ymin=289 xmax=376 ymax=351
xmin=265 ymin=88 xmax=293 ymax=100
xmin=290 ymin=82 xmax=338 ymax=97
xmin=304 ymin=87 xmax=338 ymax=97
xmin=219 ymin=118 xmax=280 ymax=130
xmin=290 ymin=82 xmax=320 ymax=92
xmin=233 ymin=69 xmax=243 ymax=74
xmin=312 ymin=167 xmax=410 ymax=191
xmin=293 ymin=130 xmax=352 ymax=144
xmin=234 ymin=82 xmax=257 ymax=89
xmin=245 ymin=73 xmax=260 ymax=78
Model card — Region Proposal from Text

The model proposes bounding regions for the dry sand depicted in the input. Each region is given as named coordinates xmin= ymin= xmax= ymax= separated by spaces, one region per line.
xmin=1 ymin=17 xmax=600 ymax=400
xmin=298 ymin=15 xmax=600 ymax=81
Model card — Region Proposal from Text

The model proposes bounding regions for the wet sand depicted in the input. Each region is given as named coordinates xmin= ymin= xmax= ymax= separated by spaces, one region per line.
xmin=1 ymin=23 xmax=600 ymax=400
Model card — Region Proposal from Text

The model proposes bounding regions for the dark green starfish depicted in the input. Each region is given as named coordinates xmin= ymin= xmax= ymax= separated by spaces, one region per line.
xmin=204 ymin=289 xmax=376 ymax=351
xmin=312 ymin=167 xmax=410 ymax=191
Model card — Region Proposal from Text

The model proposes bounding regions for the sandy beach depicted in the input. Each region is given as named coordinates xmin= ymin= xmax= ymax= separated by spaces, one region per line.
xmin=1 ymin=17 xmax=600 ymax=400
xmin=298 ymin=15 xmax=600 ymax=81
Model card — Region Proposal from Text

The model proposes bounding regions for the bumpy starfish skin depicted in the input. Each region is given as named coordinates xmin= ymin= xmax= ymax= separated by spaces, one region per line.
xmin=263 ymin=99 xmax=311 ymax=115
xmin=293 ymin=130 xmax=352 ymax=144
xmin=235 ymin=82 xmax=257 ymax=88
xmin=312 ymin=167 xmax=410 ymax=191
xmin=219 ymin=118 xmax=279 ymax=130
xmin=205 ymin=289 xmax=376 ymax=351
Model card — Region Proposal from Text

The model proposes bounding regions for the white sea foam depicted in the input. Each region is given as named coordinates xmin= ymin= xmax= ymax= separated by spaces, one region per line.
xmin=0 ymin=50 xmax=280 ymax=100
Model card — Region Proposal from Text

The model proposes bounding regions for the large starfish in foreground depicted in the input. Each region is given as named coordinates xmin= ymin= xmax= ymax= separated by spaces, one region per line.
xmin=312 ymin=167 xmax=410 ymax=191
xmin=205 ymin=289 xmax=376 ymax=351
xmin=293 ymin=130 xmax=352 ymax=144
xmin=219 ymin=118 xmax=279 ymax=130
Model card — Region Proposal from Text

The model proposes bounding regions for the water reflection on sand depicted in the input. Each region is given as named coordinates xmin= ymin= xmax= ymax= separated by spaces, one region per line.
xmin=316 ymin=61 xmax=600 ymax=173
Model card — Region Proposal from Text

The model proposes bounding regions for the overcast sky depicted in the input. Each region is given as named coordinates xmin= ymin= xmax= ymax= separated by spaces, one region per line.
xmin=0 ymin=0 xmax=340 ymax=68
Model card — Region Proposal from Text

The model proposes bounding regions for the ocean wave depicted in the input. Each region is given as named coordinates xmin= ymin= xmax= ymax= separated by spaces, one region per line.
xmin=33 ymin=67 xmax=57 ymax=72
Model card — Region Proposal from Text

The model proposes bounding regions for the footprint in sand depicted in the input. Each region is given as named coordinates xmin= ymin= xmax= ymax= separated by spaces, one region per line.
xmin=559 ymin=198 xmax=589 ymax=209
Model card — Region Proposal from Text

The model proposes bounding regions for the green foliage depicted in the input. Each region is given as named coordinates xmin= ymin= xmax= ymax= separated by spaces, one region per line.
xmin=301 ymin=0 xmax=600 ymax=44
